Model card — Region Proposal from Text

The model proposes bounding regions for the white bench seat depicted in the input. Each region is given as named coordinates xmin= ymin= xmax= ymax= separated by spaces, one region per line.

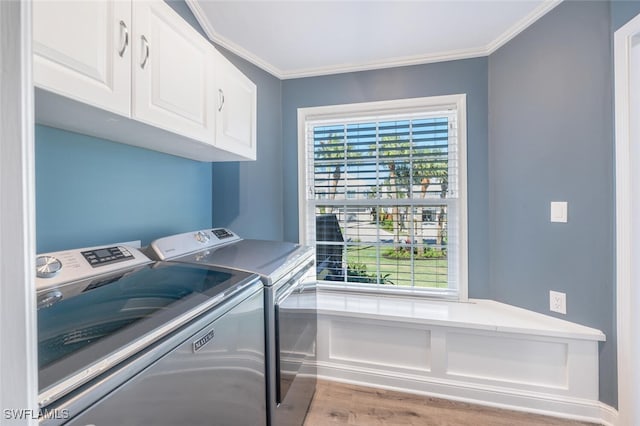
xmin=310 ymin=289 xmax=609 ymax=425
xmin=316 ymin=291 xmax=605 ymax=341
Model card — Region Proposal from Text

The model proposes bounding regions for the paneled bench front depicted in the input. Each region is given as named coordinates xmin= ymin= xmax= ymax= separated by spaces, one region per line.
xmin=311 ymin=291 xmax=608 ymax=424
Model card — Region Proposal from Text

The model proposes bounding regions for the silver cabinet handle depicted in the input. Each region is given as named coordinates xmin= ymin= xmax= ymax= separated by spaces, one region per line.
xmin=218 ymin=88 xmax=225 ymax=112
xmin=140 ymin=35 xmax=149 ymax=69
xmin=118 ymin=20 xmax=129 ymax=57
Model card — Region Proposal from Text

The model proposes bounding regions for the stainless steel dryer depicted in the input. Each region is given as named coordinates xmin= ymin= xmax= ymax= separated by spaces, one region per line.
xmin=35 ymin=243 xmax=266 ymax=426
xmin=147 ymin=229 xmax=317 ymax=426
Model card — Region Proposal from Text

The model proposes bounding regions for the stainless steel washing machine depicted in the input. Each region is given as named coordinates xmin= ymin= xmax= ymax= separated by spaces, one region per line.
xmin=35 ymin=243 xmax=266 ymax=426
xmin=147 ymin=229 xmax=317 ymax=426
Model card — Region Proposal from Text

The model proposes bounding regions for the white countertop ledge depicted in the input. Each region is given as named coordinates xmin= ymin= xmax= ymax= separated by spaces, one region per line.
xmin=316 ymin=291 xmax=606 ymax=342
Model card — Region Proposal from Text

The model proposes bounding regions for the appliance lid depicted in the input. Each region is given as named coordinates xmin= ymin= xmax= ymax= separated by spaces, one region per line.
xmin=173 ymin=239 xmax=315 ymax=285
xmin=37 ymin=262 xmax=260 ymax=407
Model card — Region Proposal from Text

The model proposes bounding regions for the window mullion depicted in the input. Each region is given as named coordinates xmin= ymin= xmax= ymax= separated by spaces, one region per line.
xmin=375 ymin=121 xmax=381 ymax=286
xmin=409 ymin=120 xmax=415 ymax=288
xmin=341 ymin=124 xmax=347 ymax=284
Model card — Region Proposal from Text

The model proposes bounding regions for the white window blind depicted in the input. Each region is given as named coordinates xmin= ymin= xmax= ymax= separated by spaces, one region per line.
xmin=301 ymin=97 xmax=466 ymax=298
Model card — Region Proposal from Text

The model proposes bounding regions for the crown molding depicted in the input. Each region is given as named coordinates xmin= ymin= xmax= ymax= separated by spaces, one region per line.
xmin=486 ymin=0 xmax=563 ymax=54
xmin=278 ymin=47 xmax=489 ymax=80
xmin=186 ymin=0 xmax=563 ymax=80
xmin=185 ymin=0 xmax=284 ymax=77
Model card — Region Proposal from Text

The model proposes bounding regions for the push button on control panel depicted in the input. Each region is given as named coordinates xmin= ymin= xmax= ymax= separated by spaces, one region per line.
xmin=81 ymin=246 xmax=134 ymax=268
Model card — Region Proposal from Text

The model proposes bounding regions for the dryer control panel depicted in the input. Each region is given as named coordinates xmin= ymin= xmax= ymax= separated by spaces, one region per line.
xmin=146 ymin=228 xmax=241 ymax=261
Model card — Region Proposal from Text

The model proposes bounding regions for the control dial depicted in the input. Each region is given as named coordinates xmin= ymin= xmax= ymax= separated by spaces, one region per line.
xmin=195 ymin=231 xmax=210 ymax=244
xmin=36 ymin=255 xmax=62 ymax=278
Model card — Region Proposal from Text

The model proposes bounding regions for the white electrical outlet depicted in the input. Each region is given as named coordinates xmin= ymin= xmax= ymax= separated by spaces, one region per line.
xmin=549 ymin=290 xmax=567 ymax=314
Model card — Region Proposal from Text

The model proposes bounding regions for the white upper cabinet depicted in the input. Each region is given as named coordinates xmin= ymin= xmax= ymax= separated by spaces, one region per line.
xmin=132 ymin=1 xmax=215 ymax=143
xmin=33 ymin=0 xmax=131 ymax=116
xmin=214 ymin=51 xmax=257 ymax=161
xmin=33 ymin=0 xmax=257 ymax=162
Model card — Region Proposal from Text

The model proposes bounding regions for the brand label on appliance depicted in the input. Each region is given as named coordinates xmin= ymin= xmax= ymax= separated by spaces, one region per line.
xmin=193 ymin=329 xmax=215 ymax=352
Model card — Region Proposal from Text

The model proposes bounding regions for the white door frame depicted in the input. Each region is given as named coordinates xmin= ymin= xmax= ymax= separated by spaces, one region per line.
xmin=0 ymin=1 xmax=38 ymax=424
xmin=615 ymin=12 xmax=640 ymax=426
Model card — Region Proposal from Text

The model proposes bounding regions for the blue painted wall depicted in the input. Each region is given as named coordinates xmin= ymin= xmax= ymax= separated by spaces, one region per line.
xmin=35 ymin=125 xmax=212 ymax=252
xmin=281 ymin=58 xmax=490 ymax=297
xmin=488 ymin=0 xmax=616 ymax=406
xmin=611 ymin=0 xmax=640 ymax=30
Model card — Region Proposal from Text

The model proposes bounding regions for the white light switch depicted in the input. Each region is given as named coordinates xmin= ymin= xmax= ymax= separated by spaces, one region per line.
xmin=550 ymin=201 xmax=568 ymax=223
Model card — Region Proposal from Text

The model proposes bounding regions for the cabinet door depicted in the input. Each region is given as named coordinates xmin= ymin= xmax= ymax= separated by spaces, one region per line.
xmin=33 ymin=0 xmax=131 ymax=117
xmin=214 ymin=52 xmax=257 ymax=160
xmin=132 ymin=1 xmax=215 ymax=144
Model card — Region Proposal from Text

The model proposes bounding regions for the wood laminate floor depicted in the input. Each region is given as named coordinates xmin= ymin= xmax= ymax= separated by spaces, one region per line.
xmin=304 ymin=380 xmax=599 ymax=426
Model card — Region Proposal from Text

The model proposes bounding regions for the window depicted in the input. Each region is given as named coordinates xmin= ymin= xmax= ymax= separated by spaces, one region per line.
xmin=298 ymin=95 xmax=467 ymax=300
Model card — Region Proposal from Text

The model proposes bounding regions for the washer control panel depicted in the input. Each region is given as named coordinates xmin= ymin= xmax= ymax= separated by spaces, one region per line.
xmin=147 ymin=228 xmax=241 ymax=260
xmin=81 ymin=246 xmax=134 ymax=267
xmin=35 ymin=244 xmax=151 ymax=292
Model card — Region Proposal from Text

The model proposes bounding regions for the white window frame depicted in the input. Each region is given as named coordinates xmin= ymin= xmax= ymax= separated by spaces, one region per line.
xmin=297 ymin=95 xmax=468 ymax=301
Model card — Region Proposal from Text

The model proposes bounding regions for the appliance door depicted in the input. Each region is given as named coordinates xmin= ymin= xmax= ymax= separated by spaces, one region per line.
xmin=274 ymin=265 xmax=317 ymax=426
xmin=63 ymin=286 xmax=266 ymax=426
xmin=38 ymin=263 xmax=257 ymax=411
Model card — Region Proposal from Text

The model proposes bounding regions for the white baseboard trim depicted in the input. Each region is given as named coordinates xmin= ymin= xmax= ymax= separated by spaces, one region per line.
xmin=316 ymin=362 xmax=618 ymax=426
xmin=599 ymin=403 xmax=619 ymax=426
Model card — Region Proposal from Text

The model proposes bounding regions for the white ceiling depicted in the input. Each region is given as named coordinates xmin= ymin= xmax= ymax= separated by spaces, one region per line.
xmin=186 ymin=0 xmax=561 ymax=79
